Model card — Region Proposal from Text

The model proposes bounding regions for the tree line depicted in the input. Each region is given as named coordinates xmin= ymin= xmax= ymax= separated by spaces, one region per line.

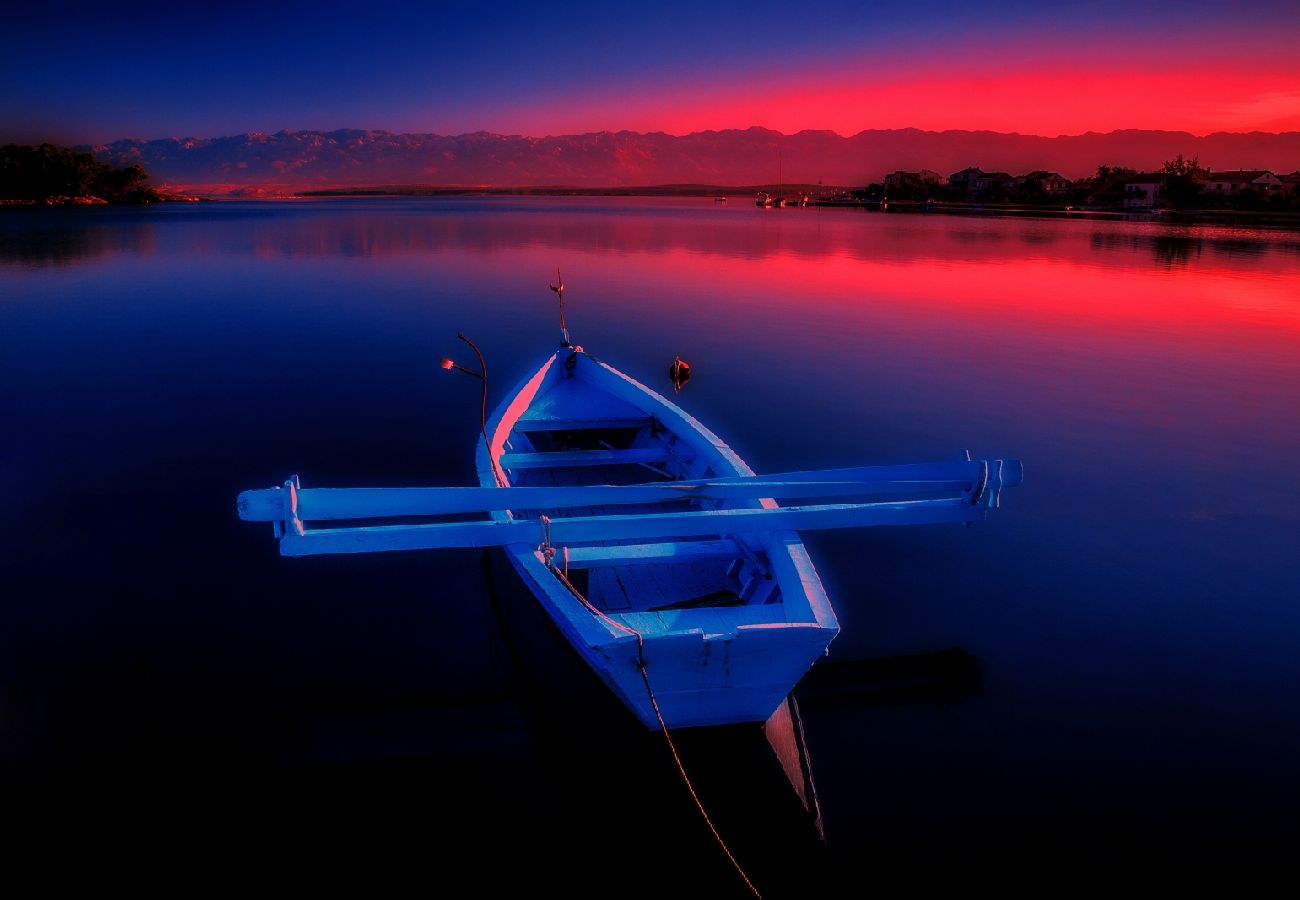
xmin=1 ymin=143 xmax=161 ymax=203
xmin=867 ymin=156 xmax=1299 ymax=211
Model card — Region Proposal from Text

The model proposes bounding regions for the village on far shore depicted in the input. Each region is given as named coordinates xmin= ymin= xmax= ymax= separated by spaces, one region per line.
xmin=6 ymin=140 xmax=1300 ymax=223
xmin=839 ymin=160 xmax=1300 ymax=213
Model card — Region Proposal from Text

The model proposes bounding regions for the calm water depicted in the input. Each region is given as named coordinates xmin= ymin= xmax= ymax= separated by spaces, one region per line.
xmin=4 ymin=198 xmax=1299 ymax=888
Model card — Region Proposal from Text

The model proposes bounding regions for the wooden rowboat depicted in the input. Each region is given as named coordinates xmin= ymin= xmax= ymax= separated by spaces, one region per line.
xmin=479 ymin=344 xmax=841 ymax=729
xmin=237 ymin=342 xmax=1020 ymax=731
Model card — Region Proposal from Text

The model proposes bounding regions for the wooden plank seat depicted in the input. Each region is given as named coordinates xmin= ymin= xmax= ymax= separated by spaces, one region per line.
xmin=614 ymin=604 xmax=787 ymax=634
xmin=513 ymin=415 xmax=655 ymax=432
xmin=499 ymin=447 xmax=682 ymax=469
xmin=555 ymin=539 xmax=746 ymax=569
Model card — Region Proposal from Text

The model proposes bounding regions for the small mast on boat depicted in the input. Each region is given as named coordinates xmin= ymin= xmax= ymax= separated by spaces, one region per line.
xmin=549 ymin=268 xmax=570 ymax=346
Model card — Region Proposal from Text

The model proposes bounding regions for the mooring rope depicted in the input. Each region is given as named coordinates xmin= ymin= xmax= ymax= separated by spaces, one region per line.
xmin=537 ymin=522 xmax=762 ymax=899
xmin=635 ymin=658 xmax=763 ymax=900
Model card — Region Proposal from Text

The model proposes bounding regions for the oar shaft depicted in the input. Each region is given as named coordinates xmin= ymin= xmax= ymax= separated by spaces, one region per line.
xmin=238 ymin=460 xmax=1001 ymax=522
xmin=280 ymin=498 xmax=985 ymax=557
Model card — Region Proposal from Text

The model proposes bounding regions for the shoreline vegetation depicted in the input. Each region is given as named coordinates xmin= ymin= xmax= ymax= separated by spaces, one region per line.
xmin=291 ymin=181 xmax=1300 ymax=228
xmin=6 ymin=142 xmax=1298 ymax=227
xmin=0 ymin=143 xmax=204 ymax=205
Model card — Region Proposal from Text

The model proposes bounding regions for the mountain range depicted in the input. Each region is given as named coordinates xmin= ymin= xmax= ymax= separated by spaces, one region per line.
xmin=85 ymin=127 xmax=1300 ymax=192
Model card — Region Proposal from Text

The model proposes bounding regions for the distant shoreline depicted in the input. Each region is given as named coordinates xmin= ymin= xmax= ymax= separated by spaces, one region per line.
xmin=293 ymin=183 xmax=831 ymax=198
xmin=284 ymin=185 xmax=1300 ymax=229
xmin=9 ymin=184 xmax=1299 ymax=230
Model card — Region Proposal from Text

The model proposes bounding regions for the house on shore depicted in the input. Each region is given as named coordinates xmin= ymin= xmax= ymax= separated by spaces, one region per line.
xmin=1022 ymin=171 xmax=1072 ymax=194
xmin=1281 ymin=172 xmax=1300 ymax=195
xmin=1204 ymin=170 xmax=1282 ymax=195
xmin=947 ymin=167 xmax=1019 ymax=198
xmin=1123 ymin=173 xmax=1167 ymax=208
xmin=976 ymin=171 xmax=1019 ymax=196
xmin=947 ymin=167 xmax=984 ymax=196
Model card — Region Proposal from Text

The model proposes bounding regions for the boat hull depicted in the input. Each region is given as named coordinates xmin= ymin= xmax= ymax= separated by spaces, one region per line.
xmin=477 ymin=347 xmax=839 ymax=730
xmin=482 ymin=544 xmax=828 ymax=888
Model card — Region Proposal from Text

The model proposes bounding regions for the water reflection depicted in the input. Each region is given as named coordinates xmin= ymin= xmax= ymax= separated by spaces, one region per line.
xmin=4 ymin=197 xmax=1300 ymax=878
xmin=1088 ymin=230 xmax=1205 ymax=267
xmin=1152 ymin=233 xmax=1201 ymax=267
xmin=0 ymin=217 xmax=156 ymax=268
xmin=1088 ymin=226 xmax=1300 ymax=268
xmin=5 ymin=198 xmax=1300 ymax=272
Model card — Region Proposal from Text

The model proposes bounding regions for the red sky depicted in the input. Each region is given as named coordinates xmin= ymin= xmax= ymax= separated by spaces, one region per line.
xmin=650 ymin=66 xmax=1300 ymax=137
xmin=4 ymin=3 xmax=1299 ymax=144
xmin=499 ymin=44 xmax=1300 ymax=139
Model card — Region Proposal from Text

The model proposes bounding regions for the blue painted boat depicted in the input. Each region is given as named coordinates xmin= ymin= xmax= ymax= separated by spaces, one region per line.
xmin=479 ymin=344 xmax=841 ymax=729
xmin=237 ymin=342 xmax=1020 ymax=731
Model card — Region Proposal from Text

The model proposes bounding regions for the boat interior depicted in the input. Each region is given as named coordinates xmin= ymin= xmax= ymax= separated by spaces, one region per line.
xmin=499 ymin=372 xmax=794 ymax=632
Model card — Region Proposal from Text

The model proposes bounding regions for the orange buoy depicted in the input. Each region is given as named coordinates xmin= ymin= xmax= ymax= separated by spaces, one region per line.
xmin=670 ymin=355 xmax=692 ymax=393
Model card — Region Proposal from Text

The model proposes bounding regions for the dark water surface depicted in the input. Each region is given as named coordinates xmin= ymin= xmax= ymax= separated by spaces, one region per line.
xmin=3 ymin=198 xmax=1298 ymax=890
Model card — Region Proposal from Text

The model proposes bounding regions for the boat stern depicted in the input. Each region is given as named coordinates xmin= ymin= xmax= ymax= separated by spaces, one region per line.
xmin=605 ymin=622 xmax=836 ymax=730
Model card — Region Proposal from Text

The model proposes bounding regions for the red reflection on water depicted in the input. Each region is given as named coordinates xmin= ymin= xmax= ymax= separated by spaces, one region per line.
xmin=638 ymin=250 xmax=1300 ymax=339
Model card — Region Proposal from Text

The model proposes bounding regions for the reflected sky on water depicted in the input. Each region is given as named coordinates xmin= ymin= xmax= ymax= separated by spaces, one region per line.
xmin=3 ymin=197 xmax=1298 ymax=882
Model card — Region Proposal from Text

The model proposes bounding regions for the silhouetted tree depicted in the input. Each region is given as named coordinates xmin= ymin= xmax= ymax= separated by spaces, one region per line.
xmin=1094 ymin=165 xmax=1139 ymax=184
xmin=1231 ymin=187 xmax=1266 ymax=210
xmin=1014 ymin=178 xmax=1047 ymax=205
xmin=1265 ymin=190 xmax=1299 ymax=211
xmin=0 ymin=144 xmax=161 ymax=203
xmin=882 ymin=172 xmax=943 ymax=201
xmin=1161 ymin=154 xmax=1208 ymax=209
xmin=1082 ymin=165 xmax=1139 ymax=207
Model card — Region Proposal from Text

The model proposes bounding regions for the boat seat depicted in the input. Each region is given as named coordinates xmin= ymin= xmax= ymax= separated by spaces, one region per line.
xmin=500 ymin=447 xmax=680 ymax=469
xmin=558 ymin=539 xmax=745 ymax=569
xmin=648 ymin=589 xmax=743 ymax=612
xmin=615 ymin=604 xmax=787 ymax=634
xmin=513 ymin=415 xmax=655 ymax=432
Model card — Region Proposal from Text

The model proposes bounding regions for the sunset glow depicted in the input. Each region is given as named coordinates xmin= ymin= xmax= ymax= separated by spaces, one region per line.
xmin=4 ymin=1 xmax=1299 ymax=144
xmin=589 ymin=64 xmax=1300 ymax=139
xmin=9 ymin=0 xmax=1300 ymax=884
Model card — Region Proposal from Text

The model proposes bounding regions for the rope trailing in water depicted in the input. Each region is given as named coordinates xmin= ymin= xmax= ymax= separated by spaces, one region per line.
xmin=635 ymin=658 xmax=763 ymax=899
xmin=537 ymin=519 xmax=763 ymax=898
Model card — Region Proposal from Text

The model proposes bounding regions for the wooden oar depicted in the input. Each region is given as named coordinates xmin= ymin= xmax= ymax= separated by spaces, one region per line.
xmin=279 ymin=498 xmax=986 ymax=557
xmin=238 ymin=459 xmax=1018 ymax=522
